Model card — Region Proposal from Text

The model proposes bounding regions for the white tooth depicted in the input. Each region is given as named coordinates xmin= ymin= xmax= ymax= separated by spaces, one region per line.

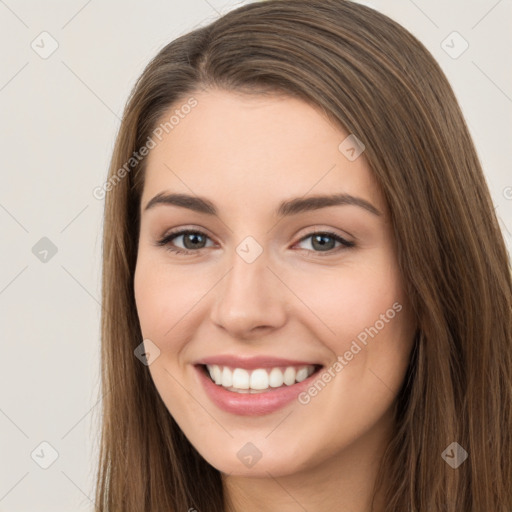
xmin=209 ymin=364 xmax=317 ymax=391
xmin=269 ymin=368 xmax=284 ymax=387
xmin=221 ymin=367 xmax=233 ymax=387
xmin=206 ymin=365 xmax=216 ymax=382
xmin=250 ymin=369 xmax=269 ymax=390
xmin=232 ymin=368 xmax=250 ymax=389
xmin=295 ymin=366 xmax=309 ymax=382
xmin=283 ymin=366 xmax=296 ymax=386
xmin=212 ymin=365 xmax=222 ymax=385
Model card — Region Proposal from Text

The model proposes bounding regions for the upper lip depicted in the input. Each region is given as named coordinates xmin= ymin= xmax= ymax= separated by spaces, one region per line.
xmin=194 ymin=355 xmax=323 ymax=370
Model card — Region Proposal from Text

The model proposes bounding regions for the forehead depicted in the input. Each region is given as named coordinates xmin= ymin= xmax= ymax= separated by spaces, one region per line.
xmin=141 ymin=89 xmax=385 ymax=217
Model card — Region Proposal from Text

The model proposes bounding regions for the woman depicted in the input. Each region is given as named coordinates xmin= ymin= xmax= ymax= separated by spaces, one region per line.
xmin=95 ymin=1 xmax=512 ymax=510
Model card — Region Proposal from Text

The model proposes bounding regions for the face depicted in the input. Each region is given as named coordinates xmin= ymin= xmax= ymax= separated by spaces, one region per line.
xmin=134 ymin=89 xmax=416 ymax=478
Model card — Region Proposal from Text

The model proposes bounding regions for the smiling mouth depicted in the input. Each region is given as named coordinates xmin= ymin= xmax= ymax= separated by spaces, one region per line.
xmin=199 ymin=363 xmax=323 ymax=393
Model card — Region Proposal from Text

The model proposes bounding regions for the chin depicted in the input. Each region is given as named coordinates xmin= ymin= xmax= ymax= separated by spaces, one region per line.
xmin=196 ymin=440 xmax=316 ymax=479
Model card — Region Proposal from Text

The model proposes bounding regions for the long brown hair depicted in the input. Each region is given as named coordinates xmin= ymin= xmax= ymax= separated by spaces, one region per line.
xmin=94 ymin=1 xmax=512 ymax=510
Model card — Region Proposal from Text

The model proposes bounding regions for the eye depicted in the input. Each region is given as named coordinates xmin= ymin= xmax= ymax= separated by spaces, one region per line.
xmin=294 ymin=231 xmax=355 ymax=256
xmin=155 ymin=229 xmax=355 ymax=256
xmin=155 ymin=229 xmax=215 ymax=255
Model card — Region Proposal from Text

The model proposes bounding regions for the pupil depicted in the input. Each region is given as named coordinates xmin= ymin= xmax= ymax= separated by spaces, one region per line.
xmin=184 ymin=233 xmax=204 ymax=249
xmin=313 ymin=234 xmax=333 ymax=251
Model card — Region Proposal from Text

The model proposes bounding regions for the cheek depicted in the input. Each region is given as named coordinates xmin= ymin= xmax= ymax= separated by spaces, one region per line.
xmin=134 ymin=264 xmax=177 ymax=366
xmin=290 ymin=253 xmax=414 ymax=402
xmin=134 ymin=256 xmax=214 ymax=350
xmin=134 ymin=261 xmax=214 ymax=448
xmin=292 ymin=256 xmax=404 ymax=351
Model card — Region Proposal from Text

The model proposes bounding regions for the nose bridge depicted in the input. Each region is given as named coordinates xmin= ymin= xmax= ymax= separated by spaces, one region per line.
xmin=209 ymin=237 xmax=287 ymax=336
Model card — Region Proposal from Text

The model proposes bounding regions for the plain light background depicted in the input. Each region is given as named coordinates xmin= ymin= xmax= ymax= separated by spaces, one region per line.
xmin=0 ymin=0 xmax=510 ymax=510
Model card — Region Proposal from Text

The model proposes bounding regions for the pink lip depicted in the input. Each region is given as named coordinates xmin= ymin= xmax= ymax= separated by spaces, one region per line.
xmin=193 ymin=364 xmax=322 ymax=416
xmin=194 ymin=354 xmax=321 ymax=370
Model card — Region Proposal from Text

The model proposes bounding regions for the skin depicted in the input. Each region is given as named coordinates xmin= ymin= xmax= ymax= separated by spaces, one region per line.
xmin=134 ymin=89 xmax=417 ymax=512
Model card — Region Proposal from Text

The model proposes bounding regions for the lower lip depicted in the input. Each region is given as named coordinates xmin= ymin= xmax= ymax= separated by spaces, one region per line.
xmin=194 ymin=365 xmax=321 ymax=416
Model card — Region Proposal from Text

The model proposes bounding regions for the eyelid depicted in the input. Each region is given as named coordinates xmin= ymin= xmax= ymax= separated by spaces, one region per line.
xmin=294 ymin=224 xmax=355 ymax=242
xmin=158 ymin=225 xmax=217 ymax=243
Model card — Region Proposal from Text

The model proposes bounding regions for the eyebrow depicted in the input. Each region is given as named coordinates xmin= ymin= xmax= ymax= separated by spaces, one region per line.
xmin=143 ymin=192 xmax=382 ymax=217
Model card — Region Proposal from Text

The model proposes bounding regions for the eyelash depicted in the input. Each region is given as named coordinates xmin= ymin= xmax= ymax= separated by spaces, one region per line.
xmin=155 ymin=228 xmax=355 ymax=257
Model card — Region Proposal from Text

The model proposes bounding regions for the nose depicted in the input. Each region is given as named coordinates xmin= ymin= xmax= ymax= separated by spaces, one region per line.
xmin=209 ymin=248 xmax=288 ymax=339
